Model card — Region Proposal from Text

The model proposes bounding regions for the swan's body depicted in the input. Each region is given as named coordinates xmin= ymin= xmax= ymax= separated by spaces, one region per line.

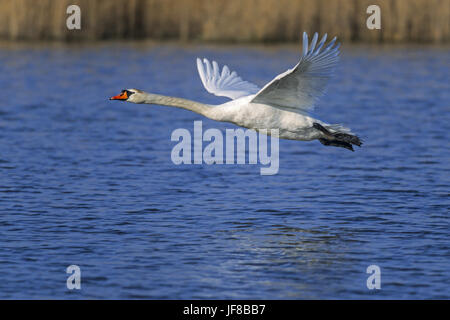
xmin=206 ymin=95 xmax=321 ymax=141
xmin=111 ymin=32 xmax=362 ymax=151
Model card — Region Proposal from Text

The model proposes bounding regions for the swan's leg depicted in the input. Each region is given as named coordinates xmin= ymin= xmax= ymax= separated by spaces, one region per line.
xmin=313 ymin=122 xmax=361 ymax=151
xmin=313 ymin=122 xmax=332 ymax=137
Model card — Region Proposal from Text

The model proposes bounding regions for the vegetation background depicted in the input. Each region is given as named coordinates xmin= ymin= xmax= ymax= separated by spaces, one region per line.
xmin=0 ymin=0 xmax=448 ymax=43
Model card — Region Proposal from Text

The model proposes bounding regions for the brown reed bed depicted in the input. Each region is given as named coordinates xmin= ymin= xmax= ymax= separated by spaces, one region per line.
xmin=0 ymin=0 xmax=448 ymax=43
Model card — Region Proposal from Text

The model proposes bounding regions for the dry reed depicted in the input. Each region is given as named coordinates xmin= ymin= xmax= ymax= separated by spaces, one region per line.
xmin=0 ymin=0 xmax=448 ymax=42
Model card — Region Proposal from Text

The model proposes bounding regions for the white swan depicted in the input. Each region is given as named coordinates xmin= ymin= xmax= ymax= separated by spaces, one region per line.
xmin=110 ymin=32 xmax=362 ymax=151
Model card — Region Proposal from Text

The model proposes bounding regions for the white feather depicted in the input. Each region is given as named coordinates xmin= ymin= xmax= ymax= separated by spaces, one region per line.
xmin=252 ymin=32 xmax=340 ymax=114
xmin=196 ymin=58 xmax=260 ymax=100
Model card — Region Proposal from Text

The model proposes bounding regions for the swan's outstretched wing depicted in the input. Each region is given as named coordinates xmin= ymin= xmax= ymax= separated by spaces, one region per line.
xmin=196 ymin=58 xmax=260 ymax=100
xmin=252 ymin=32 xmax=340 ymax=114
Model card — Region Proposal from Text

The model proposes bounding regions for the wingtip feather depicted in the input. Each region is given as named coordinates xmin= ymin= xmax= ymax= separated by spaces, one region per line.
xmin=302 ymin=32 xmax=308 ymax=56
xmin=309 ymin=32 xmax=318 ymax=53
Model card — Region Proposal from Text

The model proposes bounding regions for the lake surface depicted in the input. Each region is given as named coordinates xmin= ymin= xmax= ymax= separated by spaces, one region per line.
xmin=0 ymin=41 xmax=448 ymax=299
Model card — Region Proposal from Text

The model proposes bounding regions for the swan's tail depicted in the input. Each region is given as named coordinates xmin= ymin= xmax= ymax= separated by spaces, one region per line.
xmin=313 ymin=123 xmax=362 ymax=152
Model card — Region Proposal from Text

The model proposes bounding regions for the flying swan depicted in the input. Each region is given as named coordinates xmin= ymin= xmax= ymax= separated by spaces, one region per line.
xmin=110 ymin=32 xmax=362 ymax=151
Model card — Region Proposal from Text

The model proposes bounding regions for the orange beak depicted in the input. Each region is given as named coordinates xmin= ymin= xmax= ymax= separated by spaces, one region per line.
xmin=110 ymin=91 xmax=128 ymax=100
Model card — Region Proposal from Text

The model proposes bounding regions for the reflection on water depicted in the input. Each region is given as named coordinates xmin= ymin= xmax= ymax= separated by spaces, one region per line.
xmin=0 ymin=42 xmax=449 ymax=299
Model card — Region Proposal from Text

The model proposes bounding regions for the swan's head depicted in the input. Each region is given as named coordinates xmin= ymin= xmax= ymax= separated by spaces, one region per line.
xmin=110 ymin=89 xmax=145 ymax=103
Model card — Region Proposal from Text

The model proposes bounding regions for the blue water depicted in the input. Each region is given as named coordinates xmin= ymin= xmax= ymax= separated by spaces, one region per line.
xmin=0 ymin=42 xmax=449 ymax=299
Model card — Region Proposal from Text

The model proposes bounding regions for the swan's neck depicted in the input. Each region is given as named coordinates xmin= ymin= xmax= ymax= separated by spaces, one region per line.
xmin=140 ymin=92 xmax=211 ymax=117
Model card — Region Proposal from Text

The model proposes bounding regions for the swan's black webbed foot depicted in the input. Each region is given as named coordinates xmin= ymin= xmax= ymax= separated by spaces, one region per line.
xmin=318 ymin=138 xmax=354 ymax=151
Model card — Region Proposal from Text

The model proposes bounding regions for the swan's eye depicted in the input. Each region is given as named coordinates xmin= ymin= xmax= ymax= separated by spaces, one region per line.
xmin=125 ymin=90 xmax=134 ymax=97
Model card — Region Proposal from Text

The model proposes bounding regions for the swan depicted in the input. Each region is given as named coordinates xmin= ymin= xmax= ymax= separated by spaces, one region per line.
xmin=110 ymin=32 xmax=362 ymax=151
